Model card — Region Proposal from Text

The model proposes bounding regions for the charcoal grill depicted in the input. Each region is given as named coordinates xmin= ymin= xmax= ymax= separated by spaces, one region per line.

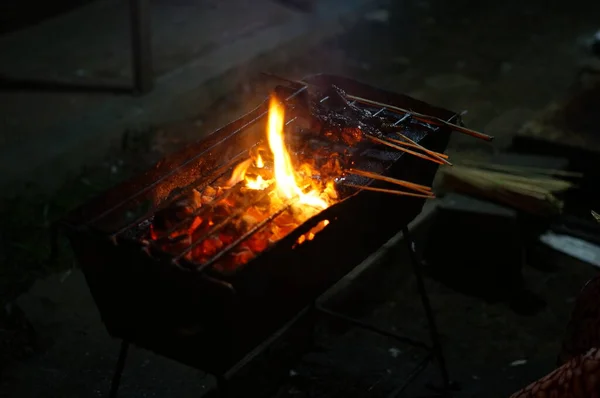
xmin=58 ymin=74 xmax=468 ymax=397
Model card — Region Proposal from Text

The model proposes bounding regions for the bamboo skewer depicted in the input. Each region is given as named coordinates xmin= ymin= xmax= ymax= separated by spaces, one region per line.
xmin=392 ymin=134 xmax=449 ymax=158
xmin=347 ymin=168 xmax=433 ymax=195
xmin=389 ymin=133 xmax=452 ymax=166
xmin=261 ymin=74 xmax=492 ymax=142
xmin=366 ymin=135 xmax=443 ymax=165
xmin=592 ymin=210 xmax=600 ymax=223
xmin=341 ymin=183 xmax=435 ymax=199
xmin=347 ymin=95 xmax=493 ymax=142
xmin=458 ymin=160 xmax=584 ymax=178
xmin=441 ymin=165 xmax=573 ymax=216
xmin=450 ymin=166 xmax=573 ymax=192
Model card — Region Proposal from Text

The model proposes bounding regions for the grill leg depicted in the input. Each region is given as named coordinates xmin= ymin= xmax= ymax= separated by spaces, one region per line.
xmin=109 ymin=340 xmax=130 ymax=398
xmin=402 ymin=226 xmax=452 ymax=396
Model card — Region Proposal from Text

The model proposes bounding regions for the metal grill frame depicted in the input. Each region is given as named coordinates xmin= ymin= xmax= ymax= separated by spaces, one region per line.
xmin=59 ymin=74 xmax=457 ymax=376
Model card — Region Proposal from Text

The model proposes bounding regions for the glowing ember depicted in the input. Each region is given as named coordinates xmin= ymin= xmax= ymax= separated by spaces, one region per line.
xmin=151 ymin=95 xmax=338 ymax=273
xmin=295 ymin=219 xmax=330 ymax=247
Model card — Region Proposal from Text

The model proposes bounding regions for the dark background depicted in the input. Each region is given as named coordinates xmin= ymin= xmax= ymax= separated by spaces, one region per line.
xmin=1 ymin=0 xmax=600 ymax=397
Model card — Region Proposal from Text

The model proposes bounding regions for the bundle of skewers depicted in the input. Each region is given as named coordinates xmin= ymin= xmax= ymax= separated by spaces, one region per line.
xmin=268 ymin=74 xmax=494 ymax=200
xmin=342 ymin=168 xmax=436 ymax=199
xmin=441 ymin=161 xmax=579 ymax=216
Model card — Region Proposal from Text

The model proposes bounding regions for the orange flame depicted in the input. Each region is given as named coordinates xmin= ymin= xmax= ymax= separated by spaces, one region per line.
xmin=152 ymin=97 xmax=340 ymax=271
xmin=246 ymin=175 xmax=269 ymax=190
xmin=255 ymin=153 xmax=264 ymax=168
xmin=225 ymin=158 xmax=252 ymax=188
xmin=266 ymin=98 xmax=329 ymax=209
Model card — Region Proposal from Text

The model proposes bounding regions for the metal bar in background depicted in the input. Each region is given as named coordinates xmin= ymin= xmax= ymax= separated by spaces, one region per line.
xmin=402 ymin=226 xmax=452 ymax=395
xmin=129 ymin=0 xmax=153 ymax=95
xmin=109 ymin=340 xmax=130 ymax=398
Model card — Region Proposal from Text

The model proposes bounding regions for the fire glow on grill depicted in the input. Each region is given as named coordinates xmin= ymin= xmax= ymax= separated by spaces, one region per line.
xmin=150 ymin=97 xmax=338 ymax=273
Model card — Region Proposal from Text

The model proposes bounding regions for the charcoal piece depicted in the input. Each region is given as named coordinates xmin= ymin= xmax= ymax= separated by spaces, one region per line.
xmin=152 ymin=189 xmax=202 ymax=233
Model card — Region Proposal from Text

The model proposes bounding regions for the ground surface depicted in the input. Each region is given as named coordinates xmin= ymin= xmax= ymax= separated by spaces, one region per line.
xmin=1 ymin=0 xmax=600 ymax=397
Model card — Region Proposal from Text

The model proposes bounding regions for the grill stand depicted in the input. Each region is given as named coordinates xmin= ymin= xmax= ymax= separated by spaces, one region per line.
xmin=109 ymin=341 xmax=129 ymax=398
xmin=402 ymin=225 xmax=452 ymax=396
xmin=106 ymin=226 xmax=454 ymax=398
xmin=313 ymin=225 xmax=453 ymax=398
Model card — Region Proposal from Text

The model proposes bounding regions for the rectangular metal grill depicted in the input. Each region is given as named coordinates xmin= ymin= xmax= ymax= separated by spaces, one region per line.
xmin=107 ymin=86 xmax=446 ymax=276
xmin=59 ymin=74 xmax=457 ymax=376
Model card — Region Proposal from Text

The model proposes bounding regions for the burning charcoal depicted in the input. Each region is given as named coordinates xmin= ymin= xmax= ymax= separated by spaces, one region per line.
xmin=268 ymin=225 xmax=283 ymax=244
xmin=204 ymin=186 xmax=217 ymax=197
xmin=230 ymin=213 xmax=258 ymax=233
xmin=152 ymin=189 xmax=203 ymax=236
xmin=212 ymin=202 xmax=233 ymax=219
xmin=235 ymin=249 xmax=255 ymax=264
xmin=155 ymin=234 xmax=193 ymax=255
xmin=200 ymin=185 xmax=219 ymax=204
xmin=241 ymin=189 xmax=271 ymax=208
xmin=191 ymin=235 xmax=224 ymax=263
xmin=246 ymin=205 xmax=269 ymax=223
xmin=275 ymin=223 xmax=296 ymax=240
xmin=241 ymin=214 xmax=258 ymax=228
xmin=243 ymin=233 xmax=269 ymax=253
xmin=274 ymin=211 xmax=300 ymax=230
xmin=228 ymin=248 xmax=255 ymax=270
xmin=218 ymin=232 xmax=235 ymax=247
xmin=220 ymin=221 xmax=244 ymax=241
xmin=319 ymin=155 xmax=344 ymax=181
